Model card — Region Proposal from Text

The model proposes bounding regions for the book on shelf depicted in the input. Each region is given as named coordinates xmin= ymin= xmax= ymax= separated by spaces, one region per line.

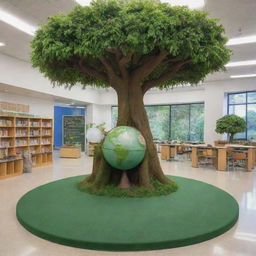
xmin=30 ymin=129 xmax=40 ymax=136
xmin=42 ymin=122 xmax=51 ymax=127
xmin=16 ymin=129 xmax=28 ymax=136
xmin=16 ymin=119 xmax=28 ymax=127
xmin=0 ymin=140 xmax=11 ymax=147
xmin=0 ymin=119 xmax=12 ymax=126
xmin=0 ymin=128 xmax=9 ymax=136
xmin=16 ymin=138 xmax=28 ymax=146
xmin=30 ymin=121 xmax=40 ymax=127
xmin=30 ymin=138 xmax=40 ymax=145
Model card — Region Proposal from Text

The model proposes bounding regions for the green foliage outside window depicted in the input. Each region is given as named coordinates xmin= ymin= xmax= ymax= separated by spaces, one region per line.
xmin=145 ymin=106 xmax=170 ymax=140
xmin=170 ymin=105 xmax=190 ymax=141
xmin=112 ymin=104 xmax=204 ymax=141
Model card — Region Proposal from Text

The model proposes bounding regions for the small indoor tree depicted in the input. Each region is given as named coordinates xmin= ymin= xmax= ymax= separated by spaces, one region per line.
xmin=215 ymin=114 xmax=247 ymax=142
xmin=31 ymin=0 xmax=231 ymax=193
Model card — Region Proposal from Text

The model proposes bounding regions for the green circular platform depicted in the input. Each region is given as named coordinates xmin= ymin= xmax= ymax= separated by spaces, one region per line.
xmin=16 ymin=176 xmax=239 ymax=251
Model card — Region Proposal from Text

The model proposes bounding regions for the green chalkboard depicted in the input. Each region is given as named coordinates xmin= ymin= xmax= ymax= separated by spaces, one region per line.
xmin=63 ymin=115 xmax=85 ymax=151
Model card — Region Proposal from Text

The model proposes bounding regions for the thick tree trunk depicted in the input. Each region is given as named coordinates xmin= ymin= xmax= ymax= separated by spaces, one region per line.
xmin=229 ymin=133 xmax=234 ymax=143
xmin=81 ymin=81 xmax=171 ymax=189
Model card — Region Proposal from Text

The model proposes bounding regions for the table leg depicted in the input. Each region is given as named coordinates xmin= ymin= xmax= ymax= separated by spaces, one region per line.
xmin=217 ymin=148 xmax=227 ymax=171
xmin=247 ymin=148 xmax=254 ymax=171
xmin=192 ymin=147 xmax=198 ymax=168
xmin=171 ymin=146 xmax=177 ymax=158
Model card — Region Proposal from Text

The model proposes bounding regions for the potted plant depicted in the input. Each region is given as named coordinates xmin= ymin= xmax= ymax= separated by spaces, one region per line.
xmin=215 ymin=114 xmax=247 ymax=142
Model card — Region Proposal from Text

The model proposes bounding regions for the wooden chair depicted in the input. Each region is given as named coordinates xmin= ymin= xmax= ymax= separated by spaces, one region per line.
xmin=227 ymin=147 xmax=247 ymax=171
xmin=198 ymin=147 xmax=217 ymax=168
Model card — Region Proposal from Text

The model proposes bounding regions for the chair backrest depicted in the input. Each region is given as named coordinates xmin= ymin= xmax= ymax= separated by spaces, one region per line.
xmin=234 ymin=152 xmax=247 ymax=160
xmin=206 ymin=148 xmax=216 ymax=156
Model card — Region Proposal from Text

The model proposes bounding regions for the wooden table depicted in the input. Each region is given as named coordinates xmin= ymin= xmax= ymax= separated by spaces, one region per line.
xmin=191 ymin=145 xmax=227 ymax=171
xmin=225 ymin=144 xmax=256 ymax=171
xmin=192 ymin=144 xmax=256 ymax=171
xmin=160 ymin=144 xmax=177 ymax=160
xmin=60 ymin=146 xmax=81 ymax=158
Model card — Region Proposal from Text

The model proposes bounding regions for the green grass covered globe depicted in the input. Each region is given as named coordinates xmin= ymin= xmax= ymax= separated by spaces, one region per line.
xmin=102 ymin=126 xmax=146 ymax=170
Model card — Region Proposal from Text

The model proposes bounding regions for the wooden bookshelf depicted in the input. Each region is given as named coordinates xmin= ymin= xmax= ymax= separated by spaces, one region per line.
xmin=0 ymin=158 xmax=23 ymax=180
xmin=0 ymin=115 xmax=53 ymax=179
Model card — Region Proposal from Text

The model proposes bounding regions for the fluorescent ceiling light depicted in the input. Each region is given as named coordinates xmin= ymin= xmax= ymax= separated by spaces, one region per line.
xmin=225 ymin=60 xmax=256 ymax=67
xmin=0 ymin=8 xmax=37 ymax=36
xmin=75 ymin=0 xmax=91 ymax=6
xmin=231 ymin=74 xmax=256 ymax=79
xmin=0 ymin=42 xmax=5 ymax=47
xmin=161 ymin=0 xmax=205 ymax=9
xmin=227 ymin=35 xmax=256 ymax=46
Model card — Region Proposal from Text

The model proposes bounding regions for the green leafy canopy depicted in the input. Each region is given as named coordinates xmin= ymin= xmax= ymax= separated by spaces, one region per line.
xmin=215 ymin=114 xmax=247 ymax=136
xmin=31 ymin=0 xmax=231 ymax=89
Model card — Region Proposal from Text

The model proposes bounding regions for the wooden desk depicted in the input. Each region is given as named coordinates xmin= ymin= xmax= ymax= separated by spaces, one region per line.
xmin=191 ymin=145 xmax=226 ymax=171
xmin=60 ymin=146 xmax=81 ymax=158
xmin=192 ymin=144 xmax=256 ymax=171
xmin=160 ymin=144 xmax=177 ymax=160
xmin=226 ymin=144 xmax=256 ymax=171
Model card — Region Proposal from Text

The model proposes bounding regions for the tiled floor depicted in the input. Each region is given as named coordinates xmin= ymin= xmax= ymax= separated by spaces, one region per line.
xmin=0 ymin=152 xmax=256 ymax=256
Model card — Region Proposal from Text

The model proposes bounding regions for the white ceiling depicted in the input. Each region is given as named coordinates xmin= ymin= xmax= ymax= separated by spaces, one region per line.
xmin=0 ymin=0 xmax=255 ymax=83
xmin=0 ymin=82 xmax=88 ymax=106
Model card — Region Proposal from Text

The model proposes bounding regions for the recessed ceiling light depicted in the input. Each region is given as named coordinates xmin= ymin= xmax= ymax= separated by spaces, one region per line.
xmin=230 ymin=74 xmax=256 ymax=79
xmin=75 ymin=0 xmax=91 ymax=6
xmin=161 ymin=0 xmax=205 ymax=9
xmin=0 ymin=8 xmax=37 ymax=36
xmin=0 ymin=42 xmax=5 ymax=47
xmin=227 ymin=35 xmax=256 ymax=46
xmin=225 ymin=60 xmax=256 ymax=67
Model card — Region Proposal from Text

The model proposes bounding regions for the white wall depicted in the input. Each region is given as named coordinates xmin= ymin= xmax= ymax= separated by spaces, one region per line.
xmin=86 ymin=103 xmax=112 ymax=130
xmin=0 ymin=53 xmax=100 ymax=104
xmin=0 ymin=91 xmax=54 ymax=118
xmin=204 ymin=78 xmax=256 ymax=144
xmin=144 ymin=86 xmax=205 ymax=105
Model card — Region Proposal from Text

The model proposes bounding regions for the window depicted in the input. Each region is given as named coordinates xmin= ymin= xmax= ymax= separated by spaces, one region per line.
xmin=170 ymin=105 xmax=190 ymax=141
xmin=111 ymin=106 xmax=118 ymax=128
xmin=228 ymin=91 xmax=256 ymax=140
xmin=190 ymin=104 xmax=205 ymax=142
xmin=170 ymin=103 xmax=204 ymax=142
xmin=145 ymin=106 xmax=170 ymax=140
xmin=111 ymin=103 xmax=204 ymax=142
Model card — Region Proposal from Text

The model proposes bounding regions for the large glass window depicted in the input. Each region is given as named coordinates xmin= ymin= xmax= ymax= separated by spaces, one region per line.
xmin=228 ymin=91 xmax=256 ymax=140
xmin=145 ymin=106 xmax=170 ymax=140
xmin=111 ymin=106 xmax=118 ymax=128
xmin=170 ymin=103 xmax=204 ymax=142
xmin=190 ymin=104 xmax=205 ymax=142
xmin=170 ymin=105 xmax=190 ymax=141
xmin=111 ymin=103 xmax=204 ymax=142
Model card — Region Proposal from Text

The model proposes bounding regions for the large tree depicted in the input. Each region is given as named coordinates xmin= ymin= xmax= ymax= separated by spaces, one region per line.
xmin=31 ymin=0 xmax=231 ymax=191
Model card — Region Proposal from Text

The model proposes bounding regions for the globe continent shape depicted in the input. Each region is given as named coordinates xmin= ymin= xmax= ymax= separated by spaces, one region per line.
xmin=102 ymin=126 xmax=146 ymax=170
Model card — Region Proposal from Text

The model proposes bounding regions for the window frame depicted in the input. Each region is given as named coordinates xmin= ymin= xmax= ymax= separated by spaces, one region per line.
xmin=227 ymin=90 xmax=256 ymax=140
xmin=111 ymin=102 xmax=205 ymax=142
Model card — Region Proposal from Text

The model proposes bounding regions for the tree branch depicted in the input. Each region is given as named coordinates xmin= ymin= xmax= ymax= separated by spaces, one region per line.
xmin=131 ymin=50 xmax=169 ymax=83
xmin=77 ymin=59 xmax=108 ymax=84
xmin=106 ymin=48 xmax=132 ymax=80
xmin=141 ymin=59 xmax=191 ymax=94
xmin=118 ymin=52 xmax=133 ymax=79
xmin=100 ymin=56 xmax=123 ymax=89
